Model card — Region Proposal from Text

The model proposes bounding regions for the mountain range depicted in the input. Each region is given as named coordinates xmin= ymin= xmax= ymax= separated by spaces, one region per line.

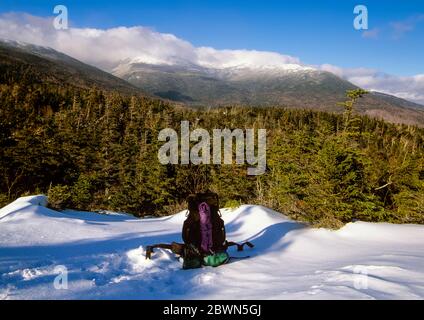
xmin=113 ymin=59 xmax=424 ymax=126
xmin=0 ymin=39 xmax=142 ymax=95
xmin=1 ymin=39 xmax=424 ymax=126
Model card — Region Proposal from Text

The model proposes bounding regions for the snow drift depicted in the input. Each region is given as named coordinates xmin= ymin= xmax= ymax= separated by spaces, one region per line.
xmin=0 ymin=196 xmax=423 ymax=300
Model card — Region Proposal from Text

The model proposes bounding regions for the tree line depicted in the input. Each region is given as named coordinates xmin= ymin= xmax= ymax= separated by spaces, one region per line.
xmin=0 ymin=81 xmax=423 ymax=227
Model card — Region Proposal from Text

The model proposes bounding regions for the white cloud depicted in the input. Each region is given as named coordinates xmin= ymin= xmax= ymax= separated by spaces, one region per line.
xmin=0 ymin=12 xmax=423 ymax=105
xmin=320 ymin=64 xmax=424 ymax=105
xmin=195 ymin=47 xmax=301 ymax=69
xmin=0 ymin=12 xmax=303 ymax=71
xmin=0 ymin=12 xmax=197 ymax=70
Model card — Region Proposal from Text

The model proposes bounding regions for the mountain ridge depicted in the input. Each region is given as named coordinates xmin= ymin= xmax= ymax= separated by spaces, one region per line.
xmin=114 ymin=60 xmax=424 ymax=126
xmin=1 ymin=38 xmax=423 ymax=126
xmin=0 ymin=39 xmax=145 ymax=95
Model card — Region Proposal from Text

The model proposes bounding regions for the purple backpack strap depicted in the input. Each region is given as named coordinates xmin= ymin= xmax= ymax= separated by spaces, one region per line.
xmin=198 ymin=202 xmax=213 ymax=253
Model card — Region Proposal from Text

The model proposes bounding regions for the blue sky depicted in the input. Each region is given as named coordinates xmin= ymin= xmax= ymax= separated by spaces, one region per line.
xmin=1 ymin=0 xmax=423 ymax=76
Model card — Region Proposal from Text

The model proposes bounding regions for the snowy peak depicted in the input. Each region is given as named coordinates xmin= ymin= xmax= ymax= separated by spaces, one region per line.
xmin=112 ymin=56 xmax=355 ymax=107
xmin=3 ymin=38 xmax=423 ymax=126
xmin=112 ymin=55 xmax=424 ymax=126
xmin=113 ymin=57 xmax=316 ymax=79
xmin=213 ymin=62 xmax=315 ymax=73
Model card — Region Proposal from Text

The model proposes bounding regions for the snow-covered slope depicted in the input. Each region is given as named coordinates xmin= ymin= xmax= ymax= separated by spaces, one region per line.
xmin=112 ymin=57 xmax=424 ymax=126
xmin=0 ymin=196 xmax=423 ymax=300
xmin=112 ymin=58 xmax=316 ymax=79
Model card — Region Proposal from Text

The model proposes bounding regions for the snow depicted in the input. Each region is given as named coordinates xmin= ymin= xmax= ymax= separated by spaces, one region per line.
xmin=112 ymin=59 xmax=316 ymax=82
xmin=0 ymin=195 xmax=423 ymax=300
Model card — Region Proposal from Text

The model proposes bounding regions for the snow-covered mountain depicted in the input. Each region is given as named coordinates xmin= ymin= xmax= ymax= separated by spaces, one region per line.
xmin=112 ymin=59 xmax=352 ymax=104
xmin=2 ymin=38 xmax=424 ymax=126
xmin=113 ymin=55 xmax=316 ymax=78
xmin=112 ymin=58 xmax=424 ymax=126
xmin=1 ymin=196 xmax=423 ymax=299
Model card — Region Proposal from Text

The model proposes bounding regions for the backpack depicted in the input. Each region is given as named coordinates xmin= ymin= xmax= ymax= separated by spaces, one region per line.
xmin=145 ymin=191 xmax=254 ymax=269
xmin=183 ymin=192 xmax=226 ymax=254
